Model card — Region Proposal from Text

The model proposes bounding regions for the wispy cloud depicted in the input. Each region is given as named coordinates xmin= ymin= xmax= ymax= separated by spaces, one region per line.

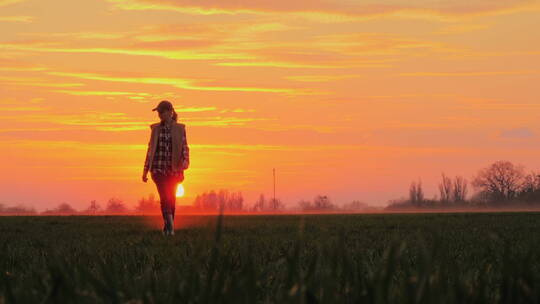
xmin=499 ymin=127 xmax=535 ymax=139
xmin=0 ymin=15 xmax=33 ymax=22
xmin=0 ymin=67 xmax=46 ymax=72
xmin=185 ymin=116 xmax=270 ymax=127
xmin=399 ymin=70 xmax=540 ymax=77
xmin=177 ymin=107 xmax=216 ymax=112
xmin=130 ymin=39 xmax=219 ymax=50
xmin=1 ymin=139 xmax=401 ymax=154
xmin=18 ymin=31 xmax=128 ymax=40
xmin=1 ymin=23 xmax=451 ymax=70
xmin=215 ymin=61 xmax=366 ymax=69
xmin=105 ymin=0 xmax=540 ymax=21
xmin=0 ymin=107 xmax=269 ymax=131
xmin=0 ymin=0 xmax=24 ymax=7
xmin=433 ymin=23 xmax=490 ymax=35
xmin=0 ymin=75 xmax=85 ymax=88
xmin=0 ymin=106 xmax=47 ymax=112
xmin=231 ymin=108 xmax=255 ymax=113
xmin=285 ymin=74 xmax=362 ymax=82
xmin=0 ymin=43 xmax=254 ymax=61
xmin=46 ymin=71 xmax=309 ymax=94
xmin=52 ymin=90 xmax=152 ymax=97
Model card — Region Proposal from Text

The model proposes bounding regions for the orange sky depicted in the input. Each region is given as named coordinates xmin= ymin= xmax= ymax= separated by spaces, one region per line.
xmin=1 ymin=0 xmax=540 ymax=211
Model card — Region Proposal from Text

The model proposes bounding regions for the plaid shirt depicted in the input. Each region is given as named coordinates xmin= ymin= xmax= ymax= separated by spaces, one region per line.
xmin=144 ymin=121 xmax=189 ymax=176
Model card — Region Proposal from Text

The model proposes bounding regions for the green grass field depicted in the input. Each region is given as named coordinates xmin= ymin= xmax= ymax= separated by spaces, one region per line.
xmin=1 ymin=212 xmax=539 ymax=303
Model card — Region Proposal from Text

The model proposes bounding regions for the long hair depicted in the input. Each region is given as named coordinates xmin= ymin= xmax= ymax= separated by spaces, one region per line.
xmin=172 ymin=109 xmax=178 ymax=122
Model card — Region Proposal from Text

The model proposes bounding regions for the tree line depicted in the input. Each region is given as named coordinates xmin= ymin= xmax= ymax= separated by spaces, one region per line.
xmin=387 ymin=160 xmax=540 ymax=209
xmin=0 ymin=190 xmax=374 ymax=215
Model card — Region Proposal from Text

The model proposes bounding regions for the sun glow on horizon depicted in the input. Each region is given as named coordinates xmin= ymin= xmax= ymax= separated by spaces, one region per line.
xmin=176 ymin=184 xmax=185 ymax=198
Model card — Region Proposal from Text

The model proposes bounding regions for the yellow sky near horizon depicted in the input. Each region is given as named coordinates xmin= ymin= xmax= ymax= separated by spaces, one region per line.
xmin=1 ymin=0 xmax=540 ymax=211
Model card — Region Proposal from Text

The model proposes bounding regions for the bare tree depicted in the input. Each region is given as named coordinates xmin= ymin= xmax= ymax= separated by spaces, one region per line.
xmin=453 ymin=176 xmax=468 ymax=202
xmin=252 ymin=194 xmax=266 ymax=212
xmin=517 ymin=171 xmax=540 ymax=202
xmin=438 ymin=173 xmax=452 ymax=204
xmin=472 ymin=160 xmax=525 ymax=202
xmin=409 ymin=180 xmax=424 ymax=206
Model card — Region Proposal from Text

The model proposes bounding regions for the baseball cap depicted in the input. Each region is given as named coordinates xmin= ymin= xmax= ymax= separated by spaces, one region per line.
xmin=152 ymin=100 xmax=173 ymax=112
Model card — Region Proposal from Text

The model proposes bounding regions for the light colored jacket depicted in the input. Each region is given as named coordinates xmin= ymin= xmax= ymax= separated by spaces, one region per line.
xmin=144 ymin=121 xmax=189 ymax=173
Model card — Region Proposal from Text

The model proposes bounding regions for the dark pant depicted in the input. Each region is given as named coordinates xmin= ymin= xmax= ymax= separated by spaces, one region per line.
xmin=151 ymin=172 xmax=184 ymax=220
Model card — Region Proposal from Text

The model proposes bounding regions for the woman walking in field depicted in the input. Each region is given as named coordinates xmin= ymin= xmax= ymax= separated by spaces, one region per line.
xmin=142 ymin=100 xmax=189 ymax=236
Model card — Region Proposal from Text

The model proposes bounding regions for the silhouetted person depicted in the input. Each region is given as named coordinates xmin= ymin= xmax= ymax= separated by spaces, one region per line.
xmin=142 ymin=100 xmax=189 ymax=236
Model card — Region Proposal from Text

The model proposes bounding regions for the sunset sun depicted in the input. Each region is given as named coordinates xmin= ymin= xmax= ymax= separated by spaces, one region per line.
xmin=176 ymin=184 xmax=185 ymax=198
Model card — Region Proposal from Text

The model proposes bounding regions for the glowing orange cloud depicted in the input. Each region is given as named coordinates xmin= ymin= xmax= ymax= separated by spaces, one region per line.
xmin=106 ymin=0 xmax=540 ymax=21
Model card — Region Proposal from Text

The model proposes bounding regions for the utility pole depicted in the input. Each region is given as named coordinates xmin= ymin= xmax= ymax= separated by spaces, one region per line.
xmin=273 ymin=168 xmax=276 ymax=204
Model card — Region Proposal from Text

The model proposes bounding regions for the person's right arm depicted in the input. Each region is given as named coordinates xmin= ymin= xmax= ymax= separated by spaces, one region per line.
xmin=142 ymin=127 xmax=153 ymax=182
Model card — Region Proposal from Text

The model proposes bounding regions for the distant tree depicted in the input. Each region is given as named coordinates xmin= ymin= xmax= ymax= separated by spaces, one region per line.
xmin=312 ymin=195 xmax=335 ymax=210
xmin=193 ymin=190 xmax=244 ymax=211
xmin=453 ymin=176 xmax=468 ymax=203
xmin=298 ymin=199 xmax=312 ymax=211
xmin=86 ymin=200 xmax=101 ymax=214
xmin=267 ymin=198 xmax=284 ymax=211
xmin=385 ymin=197 xmax=410 ymax=209
xmin=409 ymin=180 xmax=424 ymax=206
xmin=0 ymin=204 xmax=36 ymax=214
xmin=201 ymin=190 xmax=218 ymax=210
xmin=105 ymin=197 xmax=128 ymax=213
xmin=297 ymin=195 xmax=336 ymax=211
xmin=438 ymin=173 xmax=452 ymax=204
xmin=42 ymin=203 xmax=76 ymax=215
xmin=55 ymin=202 xmax=76 ymax=214
xmin=472 ymin=160 xmax=525 ymax=202
xmin=136 ymin=193 xmax=158 ymax=214
xmin=217 ymin=189 xmax=228 ymax=211
xmin=252 ymin=194 xmax=266 ymax=212
xmin=228 ymin=191 xmax=244 ymax=211
xmin=438 ymin=174 xmax=468 ymax=205
xmin=343 ymin=200 xmax=368 ymax=210
xmin=517 ymin=171 xmax=540 ymax=203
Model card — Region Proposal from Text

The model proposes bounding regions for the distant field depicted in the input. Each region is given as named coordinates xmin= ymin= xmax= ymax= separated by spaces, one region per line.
xmin=1 ymin=212 xmax=540 ymax=303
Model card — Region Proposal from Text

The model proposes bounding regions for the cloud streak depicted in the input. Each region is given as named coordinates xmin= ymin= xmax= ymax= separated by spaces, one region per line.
xmin=46 ymin=71 xmax=310 ymax=94
xmin=0 ymin=43 xmax=253 ymax=61
xmin=399 ymin=70 xmax=540 ymax=77
xmin=106 ymin=0 xmax=540 ymax=21
xmin=52 ymin=90 xmax=152 ymax=97
xmin=0 ymin=15 xmax=33 ymax=22
xmin=0 ymin=0 xmax=24 ymax=7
